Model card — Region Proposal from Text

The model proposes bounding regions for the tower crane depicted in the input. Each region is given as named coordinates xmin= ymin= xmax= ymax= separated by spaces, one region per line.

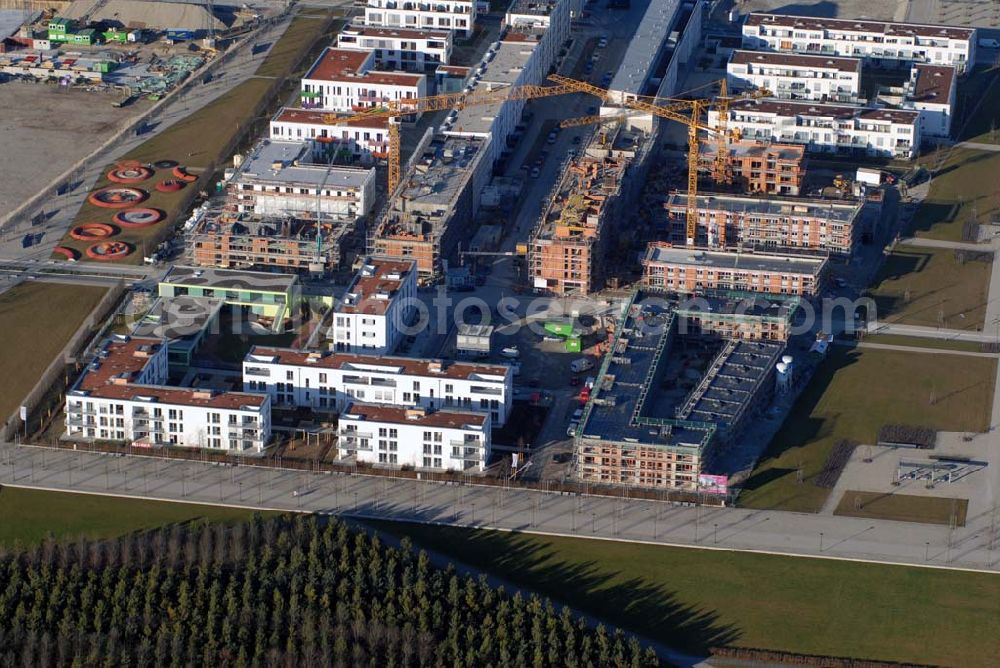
xmin=548 ymin=75 xmax=768 ymax=245
xmin=547 ymin=74 xmax=713 ymax=245
xmin=323 ymin=81 xmax=589 ymax=194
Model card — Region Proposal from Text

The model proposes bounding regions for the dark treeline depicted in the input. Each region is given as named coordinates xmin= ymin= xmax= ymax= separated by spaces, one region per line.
xmin=0 ymin=515 xmax=659 ymax=667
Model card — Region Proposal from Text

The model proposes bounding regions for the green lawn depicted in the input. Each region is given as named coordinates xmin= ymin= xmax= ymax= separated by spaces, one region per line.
xmin=369 ymin=521 xmax=1000 ymax=666
xmin=912 ymin=148 xmax=1000 ymax=240
xmin=0 ymin=487 xmax=268 ymax=547
xmin=955 ymin=67 xmax=1000 ymax=145
xmin=834 ymin=491 xmax=968 ymax=526
xmin=861 ymin=333 xmax=986 ymax=353
xmin=0 ymin=282 xmax=107 ymax=421
xmin=740 ymin=346 xmax=995 ymax=512
xmin=255 ymin=12 xmax=335 ymax=79
xmin=867 ymin=244 xmax=991 ymax=330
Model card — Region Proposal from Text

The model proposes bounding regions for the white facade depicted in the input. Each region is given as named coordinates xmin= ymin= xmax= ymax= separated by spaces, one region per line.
xmin=232 ymin=140 xmax=376 ymax=221
xmin=337 ymin=404 xmax=491 ymax=471
xmin=242 ymin=348 xmax=513 ymax=426
xmin=742 ymin=12 xmax=976 ymax=74
xmin=270 ymin=108 xmax=391 ymax=163
xmin=902 ymin=64 xmax=957 ymax=138
xmin=337 ymin=24 xmax=452 ymax=71
xmin=300 ymin=48 xmax=427 ymax=116
xmin=65 ymin=337 xmax=271 ymax=452
xmin=711 ymin=99 xmax=920 ymax=159
xmin=443 ymin=0 xmax=570 ymax=166
xmin=332 ymin=257 xmax=417 ymax=354
xmin=727 ymin=50 xmax=862 ymax=104
xmin=364 ymin=0 xmax=477 ymax=38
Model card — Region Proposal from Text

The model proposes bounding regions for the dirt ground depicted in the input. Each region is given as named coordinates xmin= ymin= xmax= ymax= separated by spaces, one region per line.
xmin=0 ymin=82 xmax=149 ymax=217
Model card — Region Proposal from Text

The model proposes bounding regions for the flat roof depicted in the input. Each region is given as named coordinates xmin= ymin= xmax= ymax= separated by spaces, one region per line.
xmin=645 ymin=245 xmax=826 ymax=276
xmin=246 ymin=347 xmax=510 ymax=380
xmin=727 ymin=98 xmax=919 ymax=124
xmin=339 ymin=25 xmax=449 ymax=40
xmin=480 ymin=37 xmax=539 ymax=86
xmin=457 ymin=323 xmax=495 ymax=337
xmin=337 ymin=256 xmax=414 ymax=316
xmin=396 ymin=134 xmax=486 ymax=209
xmin=131 ymin=296 xmax=223 ymax=341
xmin=238 ymin=139 xmax=374 ymax=189
xmin=83 ymin=383 xmax=266 ymax=410
xmin=910 ymin=63 xmax=956 ymax=104
xmin=609 ymin=0 xmax=682 ymax=96
xmin=342 ymin=403 xmax=487 ymax=428
xmin=578 ymin=297 xmax=711 ymax=451
xmin=76 ymin=336 xmax=164 ymax=391
xmin=304 ymin=47 xmax=371 ymax=80
xmin=507 ymin=0 xmax=558 ymax=16
xmin=162 ymin=265 xmax=298 ymax=292
xmin=745 ymin=12 xmax=975 ymax=41
xmin=730 ymin=49 xmax=861 ymax=73
xmin=71 ymin=336 xmax=265 ymax=410
xmin=665 ymin=193 xmax=860 ymax=223
xmin=272 ymin=107 xmax=389 ymax=129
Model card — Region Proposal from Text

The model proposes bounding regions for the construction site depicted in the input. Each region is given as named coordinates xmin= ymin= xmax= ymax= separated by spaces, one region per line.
xmin=185 ymin=139 xmax=374 ymax=274
xmin=528 ymin=121 xmax=652 ymax=295
xmin=371 ymin=133 xmax=492 ymax=280
xmin=575 ymin=288 xmax=791 ymax=491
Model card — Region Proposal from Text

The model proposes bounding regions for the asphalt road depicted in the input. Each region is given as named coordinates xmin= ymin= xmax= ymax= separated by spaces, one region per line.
xmin=2 ymin=442 xmax=997 ymax=574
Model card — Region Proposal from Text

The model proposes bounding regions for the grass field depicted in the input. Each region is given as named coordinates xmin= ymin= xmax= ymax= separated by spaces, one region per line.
xmin=867 ymin=244 xmax=992 ymax=330
xmin=912 ymin=148 xmax=1000 ymax=241
xmin=955 ymin=67 xmax=1000 ymax=145
xmin=0 ymin=487 xmax=268 ymax=547
xmin=369 ymin=521 xmax=1000 ymax=666
xmin=0 ymin=282 xmax=107 ymax=420
xmin=861 ymin=334 xmax=987 ymax=353
xmin=740 ymin=346 xmax=995 ymax=512
xmin=834 ymin=491 xmax=968 ymax=526
xmin=255 ymin=12 xmax=334 ymax=79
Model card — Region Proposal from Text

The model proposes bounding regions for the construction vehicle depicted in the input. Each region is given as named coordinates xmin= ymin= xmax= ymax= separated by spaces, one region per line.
xmin=324 ymin=81 xmax=588 ymax=193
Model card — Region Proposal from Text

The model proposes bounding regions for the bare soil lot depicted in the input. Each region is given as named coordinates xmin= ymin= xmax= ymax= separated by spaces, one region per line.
xmin=0 ymin=82 xmax=149 ymax=217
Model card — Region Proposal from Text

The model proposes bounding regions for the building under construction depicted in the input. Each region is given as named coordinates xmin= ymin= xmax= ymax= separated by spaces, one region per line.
xmin=528 ymin=122 xmax=653 ymax=295
xmin=658 ymin=193 xmax=863 ymax=256
xmin=370 ymin=133 xmax=492 ymax=280
xmin=575 ymin=288 xmax=789 ymax=492
xmin=186 ymin=140 xmax=375 ymax=274
xmin=698 ymin=141 xmax=806 ymax=196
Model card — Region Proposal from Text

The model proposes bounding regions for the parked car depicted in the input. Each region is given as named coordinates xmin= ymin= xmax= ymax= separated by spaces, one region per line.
xmin=530 ymin=166 xmax=541 ymax=179
xmin=572 ymin=408 xmax=584 ymax=420
xmin=597 ymin=37 xmax=608 ymax=48
xmin=501 ymin=346 xmax=520 ymax=358
xmin=572 ymin=135 xmax=582 ymax=144
xmin=567 ymin=422 xmax=579 ymax=437
xmin=569 ymin=376 xmax=581 ymax=387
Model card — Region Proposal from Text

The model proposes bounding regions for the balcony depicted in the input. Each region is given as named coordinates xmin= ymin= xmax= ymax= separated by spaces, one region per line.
xmin=338 ymin=435 xmax=373 ymax=451
xmin=66 ymin=416 xmax=96 ymax=428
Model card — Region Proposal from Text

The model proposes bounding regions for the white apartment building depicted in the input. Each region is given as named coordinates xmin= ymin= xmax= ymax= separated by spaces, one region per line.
xmin=300 ymin=48 xmax=427 ymax=116
xmin=727 ymin=50 xmax=862 ymax=104
xmin=242 ymin=348 xmax=513 ymax=426
xmin=742 ymin=12 xmax=976 ymax=74
xmin=331 ymin=257 xmax=417 ymax=354
xmin=337 ymin=403 xmax=491 ymax=471
xmin=443 ymin=8 xmax=569 ymax=166
xmin=65 ymin=336 xmax=271 ymax=452
xmin=337 ymin=25 xmax=452 ymax=71
xmin=710 ymin=99 xmax=920 ymax=159
xmin=231 ymin=140 xmax=376 ymax=220
xmin=902 ymin=63 xmax=957 ymax=138
xmin=364 ymin=0 xmax=477 ymax=39
xmin=269 ymin=108 xmax=391 ymax=163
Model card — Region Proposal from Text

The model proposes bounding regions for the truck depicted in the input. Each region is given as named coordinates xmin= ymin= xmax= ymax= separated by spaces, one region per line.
xmin=570 ymin=358 xmax=594 ymax=373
